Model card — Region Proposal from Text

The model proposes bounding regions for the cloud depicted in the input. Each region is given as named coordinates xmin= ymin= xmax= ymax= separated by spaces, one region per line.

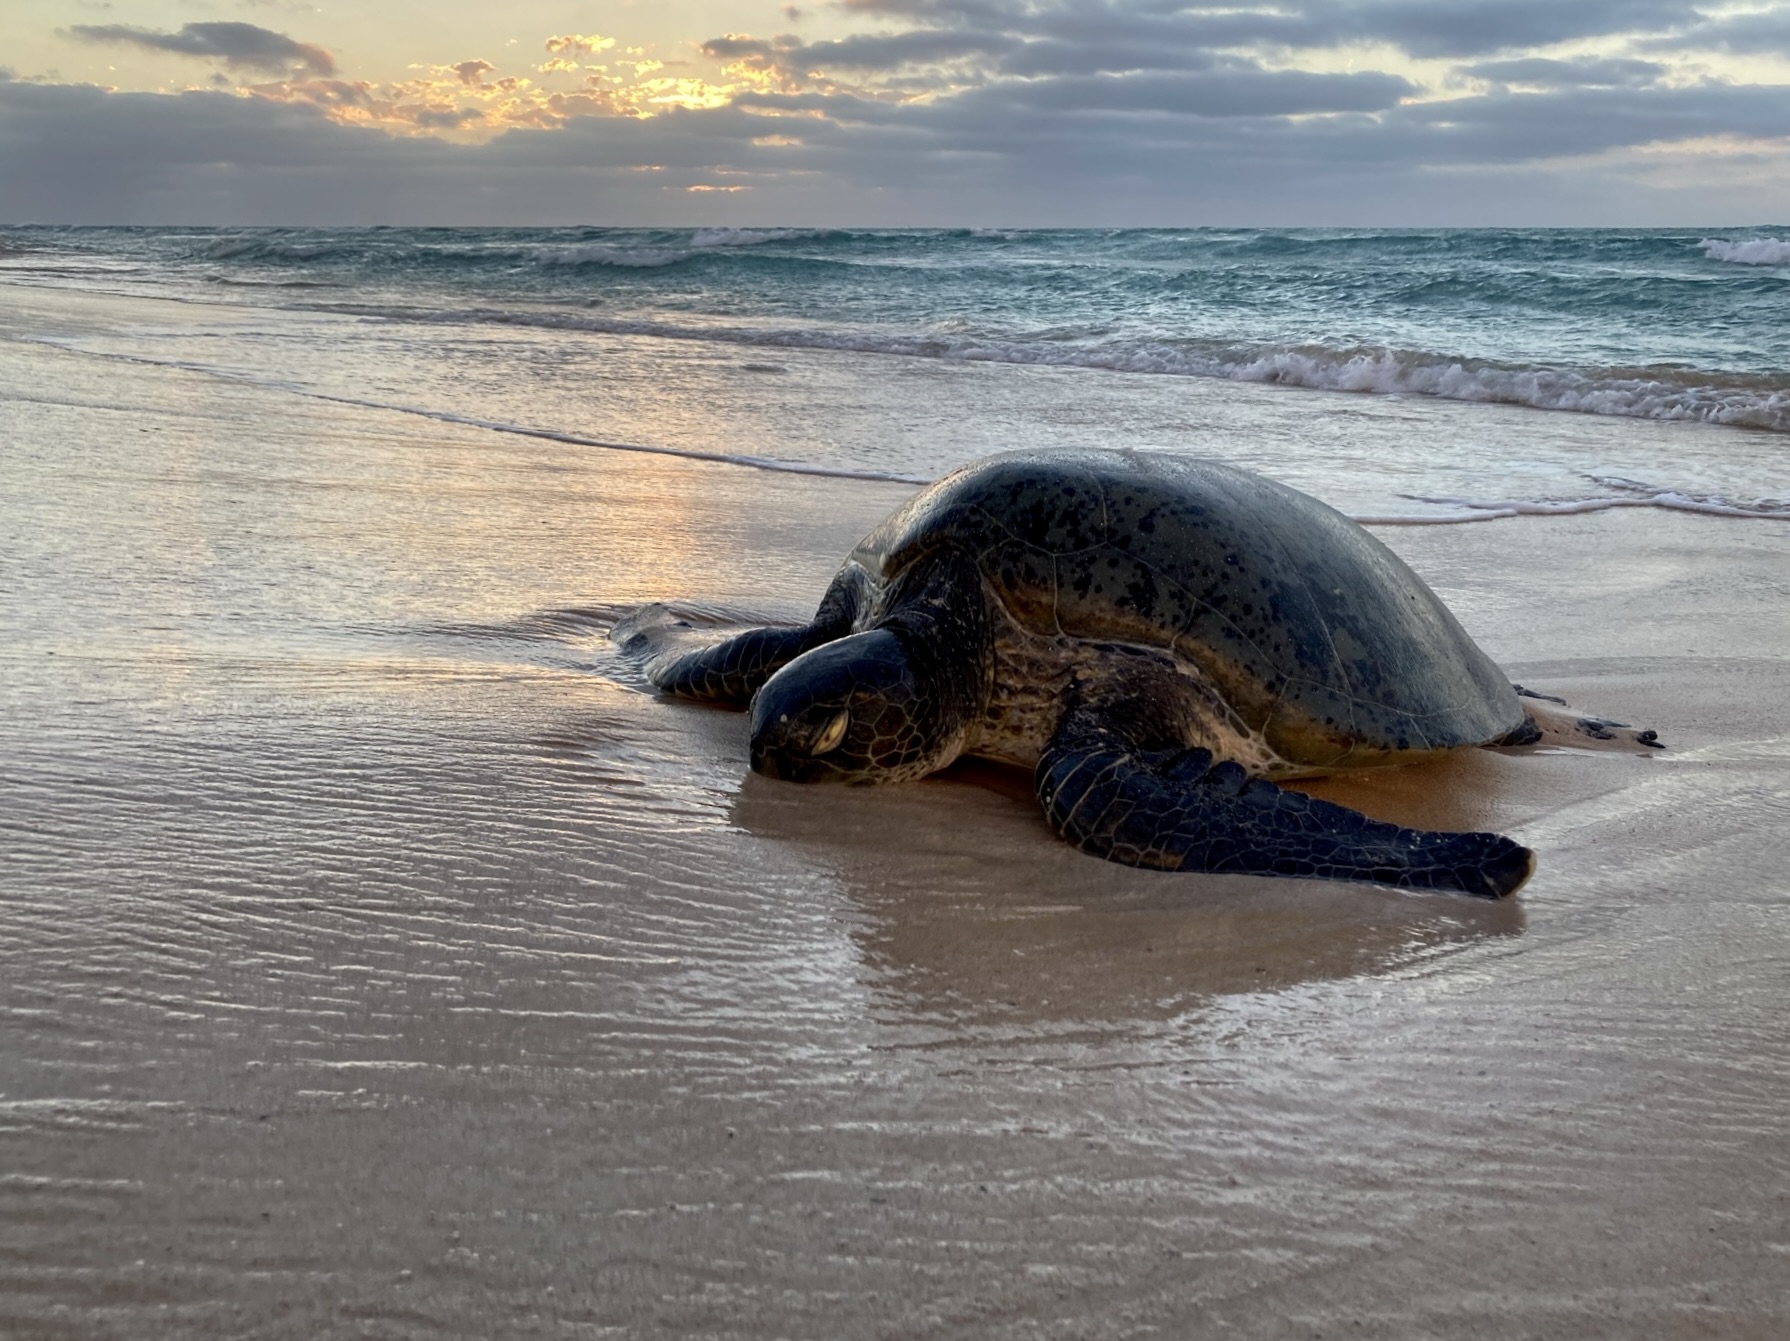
xmin=702 ymin=27 xmax=1016 ymax=94
xmin=701 ymin=35 xmax=782 ymax=65
xmin=242 ymin=67 xmax=596 ymax=136
xmin=961 ymin=66 xmax=1419 ymax=118
xmin=997 ymin=39 xmax=1220 ymax=78
xmin=414 ymin=106 xmax=484 ymax=130
xmin=64 ymin=21 xmax=336 ymax=76
xmin=826 ymin=0 xmax=1706 ymax=61
xmin=190 ymin=47 xmax=753 ymax=140
xmin=10 ymin=4 xmax=1790 ymax=226
xmin=7 ymin=66 xmax=1789 ymax=229
xmin=1460 ymin=57 xmax=1669 ymax=89
xmin=544 ymin=34 xmax=617 ymax=57
xmin=1331 ymin=0 xmax=1699 ymax=59
xmin=1639 ymin=8 xmax=1790 ymax=56
xmin=0 ymin=80 xmax=844 ymax=224
xmin=1387 ymin=81 xmax=1790 ymax=164
xmin=701 ymin=1 xmax=1726 ymax=101
xmin=766 ymin=29 xmax=1017 ymax=71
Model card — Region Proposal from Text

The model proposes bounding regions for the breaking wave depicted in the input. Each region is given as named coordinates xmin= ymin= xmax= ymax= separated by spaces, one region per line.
xmin=1701 ymin=237 xmax=1790 ymax=266
xmin=1215 ymin=346 xmax=1790 ymax=432
xmin=326 ymin=303 xmax=1790 ymax=433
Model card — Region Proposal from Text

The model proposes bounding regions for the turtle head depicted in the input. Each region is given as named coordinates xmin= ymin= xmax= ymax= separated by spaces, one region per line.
xmin=749 ymin=630 xmax=959 ymax=784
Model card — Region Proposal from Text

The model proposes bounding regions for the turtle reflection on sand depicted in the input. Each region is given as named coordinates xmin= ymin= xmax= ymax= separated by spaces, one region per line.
xmin=625 ymin=449 xmax=1660 ymax=899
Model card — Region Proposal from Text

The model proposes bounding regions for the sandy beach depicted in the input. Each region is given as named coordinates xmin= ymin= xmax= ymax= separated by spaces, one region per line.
xmin=3 ymin=282 xmax=1788 ymax=1339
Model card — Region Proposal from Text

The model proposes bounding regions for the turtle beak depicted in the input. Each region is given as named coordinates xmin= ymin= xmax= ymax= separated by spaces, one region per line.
xmin=750 ymin=707 xmax=851 ymax=781
xmin=750 ymin=738 xmax=829 ymax=783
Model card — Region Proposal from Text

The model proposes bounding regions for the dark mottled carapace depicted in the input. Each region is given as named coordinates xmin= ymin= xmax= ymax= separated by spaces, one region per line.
xmin=849 ymin=449 xmax=1523 ymax=769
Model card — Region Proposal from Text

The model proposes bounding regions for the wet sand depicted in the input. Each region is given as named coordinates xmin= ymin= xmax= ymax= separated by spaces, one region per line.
xmin=3 ymin=295 xmax=1789 ymax=1338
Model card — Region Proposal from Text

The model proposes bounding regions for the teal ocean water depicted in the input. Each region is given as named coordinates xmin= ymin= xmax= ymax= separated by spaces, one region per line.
xmin=4 ymin=224 xmax=1787 ymax=518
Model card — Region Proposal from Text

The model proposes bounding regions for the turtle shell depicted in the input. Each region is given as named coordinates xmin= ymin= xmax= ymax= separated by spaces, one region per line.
xmin=850 ymin=448 xmax=1524 ymax=768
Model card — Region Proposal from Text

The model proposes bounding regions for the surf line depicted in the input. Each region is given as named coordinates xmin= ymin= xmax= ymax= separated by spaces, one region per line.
xmin=21 ymin=336 xmax=1786 ymax=525
xmin=17 ymin=335 xmax=933 ymax=488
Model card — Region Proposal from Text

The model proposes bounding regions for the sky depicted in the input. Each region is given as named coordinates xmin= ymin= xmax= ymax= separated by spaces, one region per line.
xmin=3 ymin=1 xmax=1789 ymax=225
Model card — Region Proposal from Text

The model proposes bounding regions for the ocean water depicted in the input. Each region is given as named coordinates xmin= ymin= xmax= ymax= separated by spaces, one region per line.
xmin=2 ymin=224 xmax=1787 ymax=522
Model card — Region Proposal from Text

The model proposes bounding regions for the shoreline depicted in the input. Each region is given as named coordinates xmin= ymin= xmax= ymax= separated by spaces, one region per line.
xmin=6 ymin=273 xmax=1790 ymax=515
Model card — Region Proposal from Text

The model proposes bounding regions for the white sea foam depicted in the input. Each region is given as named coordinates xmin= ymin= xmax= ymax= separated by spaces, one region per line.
xmin=1211 ymin=346 xmax=1790 ymax=432
xmin=1700 ymin=237 xmax=1790 ymax=266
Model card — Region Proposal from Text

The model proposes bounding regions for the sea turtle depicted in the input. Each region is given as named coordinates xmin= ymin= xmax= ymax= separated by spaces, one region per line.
xmin=630 ymin=449 xmax=1660 ymax=898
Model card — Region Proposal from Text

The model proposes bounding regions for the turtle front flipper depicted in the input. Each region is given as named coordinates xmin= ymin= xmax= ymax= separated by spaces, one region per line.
xmin=1035 ymin=704 xmax=1534 ymax=898
xmin=626 ymin=565 xmax=872 ymax=706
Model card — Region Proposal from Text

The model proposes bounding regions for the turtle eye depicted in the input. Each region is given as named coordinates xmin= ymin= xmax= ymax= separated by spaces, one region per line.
xmin=811 ymin=709 xmax=850 ymax=755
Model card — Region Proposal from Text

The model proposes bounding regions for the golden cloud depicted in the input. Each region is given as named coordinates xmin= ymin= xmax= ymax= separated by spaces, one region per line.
xmin=238 ymin=42 xmax=742 ymax=137
xmin=544 ymin=34 xmax=617 ymax=57
xmin=183 ymin=22 xmax=927 ymax=142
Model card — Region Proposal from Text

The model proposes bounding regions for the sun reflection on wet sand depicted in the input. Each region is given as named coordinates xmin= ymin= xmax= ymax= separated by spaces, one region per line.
xmin=730 ymin=764 xmax=1527 ymax=1030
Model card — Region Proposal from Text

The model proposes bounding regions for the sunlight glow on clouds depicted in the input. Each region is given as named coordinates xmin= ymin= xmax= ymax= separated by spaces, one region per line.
xmin=215 ymin=29 xmax=753 ymax=138
xmin=544 ymin=35 xmax=618 ymax=58
xmin=6 ymin=2 xmax=1790 ymax=223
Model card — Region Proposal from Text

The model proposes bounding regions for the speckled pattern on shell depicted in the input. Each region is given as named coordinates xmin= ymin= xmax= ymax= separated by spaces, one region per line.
xmin=849 ymin=449 xmax=1524 ymax=768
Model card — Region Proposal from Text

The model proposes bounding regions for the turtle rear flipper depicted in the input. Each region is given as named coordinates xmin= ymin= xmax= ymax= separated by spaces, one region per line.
xmin=1035 ymin=705 xmax=1535 ymax=898
xmin=1500 ymin=686 xmax=1663 ymax=752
